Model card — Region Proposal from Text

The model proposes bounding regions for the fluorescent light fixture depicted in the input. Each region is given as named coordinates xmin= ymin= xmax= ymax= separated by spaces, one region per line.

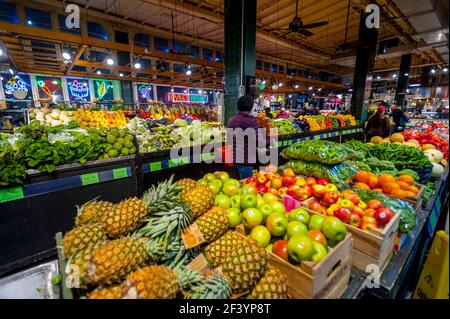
xmin=376 ymin=76 xmax=380 ymax=79
xmin=262 ymin=80 xmax=266 ymax=84
xmin=8 ymin=68 xmax=14 ymax=75
xmin=409 ymin=83 xmax=421 ymax=87
xmin=106 ymin=58 xmax=114 ymax=65
xmin=170 ymin=87 xmax=174 ymax=92
xmin=318 ymin=88 xmax=322 ymax=91
xmin=119 ymin=73 xmax=124 ymax=77
xmin=443 ymin=67 xmax=448 ymax=72
xmin=404 ymin=73 xmax=409 ymax=76
xmin=134 ymin=62 xmax=141 ymax=69
xmin=288 ymin=95 xmax=292 ymax=98
xmin=278 ymin=82 xmax=283 ymax=87
xmin=431 ymin=68 xmax=436 ymax=74
xmin=96 ymin=70 xmax=101 ymax=75
xmin=308 ymin=86 xmax=313 ymax=90
xmin=294 ymin=84 xmax=299 ymax=89
xmin=27 ymin=20 xmax=32 ymax=25
xmin=392 ymin=73 xmax=397 ymax=78
xmin=62 ymin=52 xmax=71 ymax=60
xmin=0 ymin=48 xmax=3 ymax=56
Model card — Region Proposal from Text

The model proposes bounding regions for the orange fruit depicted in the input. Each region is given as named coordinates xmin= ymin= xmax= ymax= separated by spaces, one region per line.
xmin=405 ymin=191 xmax=416 ymax=198
xmin=398 ymin=175 xmax=414 ymax=185
xmin=397 ymin=181 xmax=410 ymax=191
xmin=368 ymin=176 xmax=379 ymax=189
xmin=378 ymin=174 xmax=396 ymax=187
xmin=373 ymin=188 xmax=383 ymax=193
xmin=408 ymin=185 xmax=419 ymax=194
xmin=355 ymin=182 xmax=370 ymax=190
xmin=354 ymin=171 xmax=371 ymax=184
xmin=390 ymin=188 xmax=407 ymax=199
xmin=382 ymin=182 xmax=400 ymax=194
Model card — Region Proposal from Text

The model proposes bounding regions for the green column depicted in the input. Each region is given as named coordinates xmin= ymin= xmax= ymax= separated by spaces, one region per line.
xmin=223 ymin=0 xmax=257 ymax=125
xmin=351 ymin=10 xmax=378 ymax=122
xmin=395 ymin=54 xmax=412 ymax=108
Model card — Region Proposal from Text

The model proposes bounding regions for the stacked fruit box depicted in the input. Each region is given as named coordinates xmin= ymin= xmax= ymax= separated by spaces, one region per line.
xmin=301 ymin=197 xmax=400 ymax=272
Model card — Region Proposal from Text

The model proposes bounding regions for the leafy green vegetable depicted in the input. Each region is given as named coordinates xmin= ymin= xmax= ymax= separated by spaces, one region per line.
xmin=347 ymin=161 xmax=372 ymax=172
xmin=423 ymin=181 xmax=436 ymax=205
xmin=282 ymin=140 xmax=361 ymax=164
xmin=0 ymin=142 xmax=27 ymax=186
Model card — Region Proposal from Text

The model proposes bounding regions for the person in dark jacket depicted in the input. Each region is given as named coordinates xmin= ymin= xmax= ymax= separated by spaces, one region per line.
xmin=390 ymin=106 xmax=410 ymax=132
xmin=365 ymin=106 xmax=390 ymax=139
xmin=265 ymin=106 xmax=273 ymax=119
xmin=227 ymin=95 xmax=264 ymax=179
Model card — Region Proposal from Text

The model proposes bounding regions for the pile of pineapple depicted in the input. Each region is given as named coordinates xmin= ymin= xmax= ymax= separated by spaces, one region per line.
xmin=61 ymin=176 xmax=288 ymax=299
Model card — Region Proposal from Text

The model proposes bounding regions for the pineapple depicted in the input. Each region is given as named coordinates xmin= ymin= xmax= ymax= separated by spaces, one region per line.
xmin=176 ymin=178 xmax=198 ymax=197
xmin=63 ymin=223 xmax=108 ymax=257
xmin=248 ymin=265 xmax=288 ymax=299
xmin=100 ymin=197 xmax=147 ymax=238
xmin=221 ymin=237 xmax=267 ymax=293
xmin=121 ymin=265 xmax=202 ymax=299
xmin=67 ymin=241 xmax=107 ymax=289
xmin=75 ymin=200 xmax=114 ymax=226
xmin=88 ymin=237 xmax=150 ymax=285
xmin=142 ymin=175 xmax=182 ymax=214
xmin=196 ymin=207 xmax=229 ymax=243
xmin=190 ymin=275 xmax=232 ymax=299
xmin=204 ymin=231 xmax=249 ymax=267
xmin=88 ymin=285 xmax=122 ymax=299
xmin=182 ymin=185 xmax=214 ymax=218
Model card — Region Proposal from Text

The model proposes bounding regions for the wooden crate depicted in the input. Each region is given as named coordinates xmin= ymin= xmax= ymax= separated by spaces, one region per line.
xmin=300 ymin=198 xmax=400 ymax=272
xmin=268 ymin=234 xmax=353 ymax=299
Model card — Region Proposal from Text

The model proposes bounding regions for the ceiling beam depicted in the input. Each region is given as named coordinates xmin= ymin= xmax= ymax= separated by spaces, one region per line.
xmin=85 ymin=0 xmax=95 ymax=9
xmin=124 ymin=2 xmax=146 ymax=20
xmin=66 ymin=44 xmax=87 ymax=74
xmin=105 ymin=0 xmax=121 ymax=14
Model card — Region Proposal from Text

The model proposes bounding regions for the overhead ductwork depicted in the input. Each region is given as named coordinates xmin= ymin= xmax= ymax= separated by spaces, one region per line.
xmin=393 ymin=0 xmax=449 ymax=63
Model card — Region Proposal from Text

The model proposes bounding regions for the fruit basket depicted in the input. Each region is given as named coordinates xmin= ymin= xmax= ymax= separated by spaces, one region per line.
xmin=266 ymin=233 xmax=352 ymax=299
xmin=301 ymin=197 xmax=400 ymax=272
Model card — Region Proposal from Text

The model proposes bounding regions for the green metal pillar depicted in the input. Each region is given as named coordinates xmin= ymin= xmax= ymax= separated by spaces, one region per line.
xmin=223 ymin=0 xmax=257 ymax=125
xmin=395 ymin=54 xmax=412 ymax=108
xmin=351 ymin=10 xmax=378 ymax=122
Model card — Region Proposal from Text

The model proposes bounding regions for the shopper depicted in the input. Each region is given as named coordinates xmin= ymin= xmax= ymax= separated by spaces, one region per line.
xmin=391 ymin=106 xmax=410 ymax=132
xmin=264 ymin=106 xmax=273 ymax=119
xmin=227 ymin=95 xmax=263 ymax=179
xmin=436 ymin=103 xmax=444 ymax=113
xmin=277 ymin=108 xmax=289 ymax=119
xmin=365 ymin=106 xmax=390 ymax=139
xmin=312 ymin=106 xmax=320 ymax=115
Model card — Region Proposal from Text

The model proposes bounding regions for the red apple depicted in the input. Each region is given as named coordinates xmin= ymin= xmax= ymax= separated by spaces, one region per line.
xmin=295 ymin=177 xmax=306 ymax=187
xmin=374 ymin=208 xmax=392 ymax=225
xmin=257 ymin=185 xmax=268 ymax=193
xmin=340 ymin=199 xmax=355 ymax=212
xmin=278 ymin=186 xmax=288 ymax=196
xmin=283 ymin=168 xmax=296 ymax=177
xmin=287 ymin=184 xmax=300 ymax=197
xmin=293 ymin=186 xmax=311 ymax=201
xmin=367 ymin=200 xmax=383 ymax=210
xmin=312 ymin=184 xmax=327 ymax=198
xmin=256 ymin=172 xmax=269 ymax=186
xmin=360 ymin=217 xmax=378 ymax=231
xmin=308 ymin=200 xmax=324 ymax=213
xmin=316 ymin=178 xmax=329 ymax=186
xmin=308 ymin=229 xmax=328 ymax=247
xmin=324 ymin=183 xmax=338 ymax=192
xmin=353 ymin=207 xmax=364 ymax=218
xmin=334 ymin=207 xmax=352 ymax=223
xmin=320 ymin=191 xmax=339 ymax=207
xmin=349 ymin=213 xmax=362 ymax=228
xmin=246 ymin=176 xmax=257 ymax=184
xmin=282 ymin=175 xmax=296 ymax=187
xmin=305 ymin=177 xmax=317 ymax=186
xmin=272 ymin=240 xmax=289 ymax=261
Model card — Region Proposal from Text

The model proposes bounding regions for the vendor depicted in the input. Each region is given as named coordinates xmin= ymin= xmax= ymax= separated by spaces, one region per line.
xmin=390 ymin=105 xmax=410 ymax=133
xmin=365 ymin=106 xmax=390 ymax=139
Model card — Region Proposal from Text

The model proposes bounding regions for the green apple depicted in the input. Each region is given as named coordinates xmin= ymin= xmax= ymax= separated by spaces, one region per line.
xmin=266 ymin=213 xmax=288 ymax=237
xmin=222 ymin=182 xmax=240 ymax=197
xmin=230 ymin=195 xmax=241 ymax=208
xmin=288 ymin=208 xmax=310 ymax=225
xmin=321 ymin=216 xmax=347 ymax=242
xmin=214 ymin=194 xmax=231 ymax=209
xmin=259 ymin=204 xmax=273 ymax=221
xmin=263 ymin=193 xmax=279 ymax=205
xmin=266 ymin=243 xmax=273 ymax=252
xmin=241 ymin=183 xmax=257 ymax=194
xmin=214 ymin=171 xmax=230 ymax=182
xmin=287 ymin=235 xmax=314 ymax=263
xmin=241 ymin=208 xmax=263 ymax=229
xmin=311 ymin=241 xmax=328 ymax=262
xmin=256 ymin=194 xmax=265 ymax=208
xmin=240 ymin=193 xmax=257 ymax=209
xmin=208 ymin=179 xmax=223 ymax=195
xmin=226 ymin=207 xmax=241 ymax=228
xmin=287 ymin=221 xmax=309 ymax=239
xmin=197 ymin=178 xmax=208 ymax=186
xmin=224 ymin=178 xmax=240 ymax=188
xmin=269 ymin=201 xmax=286 ymax=215
xmin=204 ymin=173 xmax=217 ymax=182
xmin=308 ymin=214 xmax=326 ymax=231
xmin=250 ymin=225 xmax=271 ymax=247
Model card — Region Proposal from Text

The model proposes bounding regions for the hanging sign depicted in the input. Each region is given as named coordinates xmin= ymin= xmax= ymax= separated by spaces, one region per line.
xmin=167 ymin=92 xmax=208 ymax=104
xmin=137 ymin=84 xmax=152 ymax=103
xmin=93 ymin=79 xmax=114 ymax=101
xmin=67 ymin=78 xmax=90 ymax=101
xmin=35 ymin=76 xmax=63 ymax=101
xmin=2 ymin=74 xmax=32 ymax=100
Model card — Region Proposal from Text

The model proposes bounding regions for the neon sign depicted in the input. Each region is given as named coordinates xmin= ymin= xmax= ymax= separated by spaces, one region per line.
xmin=138 ymin=84 xmax=152 ymax=100
xmin=94 ymin=80 xmax=113 ymax=100
xmin=4 ymin=75 xmax=31 ymax=100
xmin=69 ymin=80 xmax=89 ymax=99
xmin=167 ymin=92 xmax=208 ymax=104
xmin=36 ymin=78 xmax=62 ymax=98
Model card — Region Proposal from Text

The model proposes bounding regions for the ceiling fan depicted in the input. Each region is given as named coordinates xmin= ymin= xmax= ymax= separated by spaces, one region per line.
xmin=270 ymin=0 xmax=328 ymax=37
xmin=337 ymin=0 xmax=369 ymax=51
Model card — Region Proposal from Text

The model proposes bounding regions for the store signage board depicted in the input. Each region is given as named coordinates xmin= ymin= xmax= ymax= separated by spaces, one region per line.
xmin=0 ymin=186 xmax=24 ymax=203
xmin=1 ymin=73 xmax=32 ymax=101
xmin=167 ymin=92 xmax=208 ymax=104
xmin=93 ymin=79 xmax=114 ymax=102
xmin=35 ymin=76 xmax=63 ymax=102
xmin=81 ymin=173 xmax=100 ymax=185
xmin=67 ymin=78 xmax=90 ymax=102
xmin=113 ymin=167 xmax=128 ymax=180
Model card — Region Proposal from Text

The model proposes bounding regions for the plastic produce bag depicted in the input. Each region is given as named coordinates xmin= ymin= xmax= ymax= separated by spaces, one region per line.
xmin=281 ymin=140 xmax=360 ymax=164
xmin=352 ymin=188 xmax=416 ymax=233
xmin=281 ymin=160 xmax=358 ymax=187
